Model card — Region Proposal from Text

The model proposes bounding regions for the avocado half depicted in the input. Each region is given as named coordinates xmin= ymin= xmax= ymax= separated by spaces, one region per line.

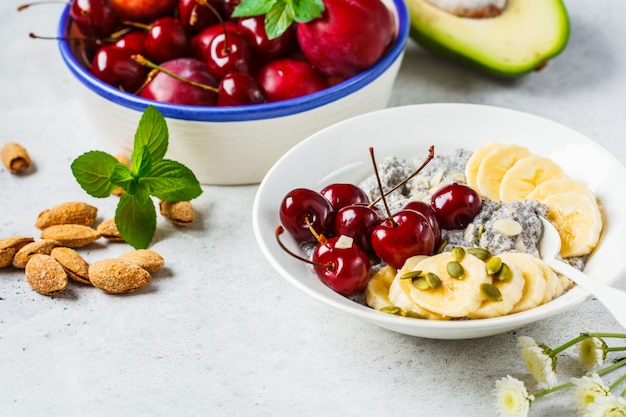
xmin=406 ymin=0 xmax=570 ymax=76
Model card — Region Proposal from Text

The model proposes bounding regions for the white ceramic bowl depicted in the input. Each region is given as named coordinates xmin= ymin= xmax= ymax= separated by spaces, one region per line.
xmin=56 ymin=0 xmax=409 ymax=185
xmin=252 ymin=103 xmax=626 ymax=339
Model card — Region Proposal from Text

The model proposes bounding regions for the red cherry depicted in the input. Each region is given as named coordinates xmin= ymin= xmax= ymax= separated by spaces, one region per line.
xmin=295 ymin=0 xmax=395 ymax=79
xmin=109 ymin=0 xmax=177 ymax=22
xmin=279 ymin=188 xmax=335 ymax=242
xmin=431 ymin=183 xmax=482 ymax=230
xmin=178 ymin=0 xmax=220 ymax=32
xmin=217 ymin=72 xmax=266 ymax=106
xmin=206 ymin=30 xmax=253 ymax=80
xmin=403 ymin=200 xmax=442 ymax=248
xmin=90 ymin=45 xmax=147 ymax=92
xmin=333 ymin=203 xmax=383 ymax=258
xmin=190 ymin=21 xmax=238 ymax=61
xmin=320 ymin=183 xmax=370 ymax=212
xmin=236 ymin=16 xmax=294 ymax=62
xmin=70 ymin=0 xmax=121 ymax=38
xmin=370 ymin=209 xmax=435 ymax=269
xmin=144 ymin=17 xmax=192 ymax=63
xmin=312 ymin=236 xmax=371 ymax=295
xmin=256 ymin=58 xmax=329 ymax=102
xmin=113 ymin=31 xmax=147 ymax=55
xmin=138 ymin=57 xmax=218 ymax=105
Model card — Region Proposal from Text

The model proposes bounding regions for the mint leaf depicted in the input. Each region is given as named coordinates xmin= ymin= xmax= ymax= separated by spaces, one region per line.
xmin=141 ymin=159 xmax=202 ymax=201
xmin=231 ymin=0 xmax=274 ymax=17
xmin=71 ymin=150 xmax=121 ymax=198
xmin=116 ymin=190 xmax=156 ymax=250
xmin=71 ymin=106 xmax=202 ymax=249
xmin=233 ymin=0 xmax=324 ymax=39
xmin=292 ymin=0 xmax=324 ymax=22
xmin=132 ymin=105 xmax=168 ymax=171
xmin=110 ymin=163 xmax=136 ymax=194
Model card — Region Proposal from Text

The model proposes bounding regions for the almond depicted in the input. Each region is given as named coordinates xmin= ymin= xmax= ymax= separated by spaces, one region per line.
xmin=89 ymin=259 xmax=151 ymax=294
xmin=40 ymin=224 xmax=101 ymax=248
xmin=51 ymin=247 xmax=91 ymax=285
xmin=96 ymin=218 xmax=124 ymax=242
xmin=0 ymin=248 xmax=15 ymax=268
xmin=12 ymin=239 xmax=61 ymax=268
xmin=35 ymin=201 xmax=98 ymax=230
xmin=117 ymin=249 xmax=164 ymax=273
xmin=159 ymin=200 xmax=195 ymax=226
xmin=25 ymin=254 xmax=68 ymax=296
xmin=0 ymin=236 xmax=35 ymax=252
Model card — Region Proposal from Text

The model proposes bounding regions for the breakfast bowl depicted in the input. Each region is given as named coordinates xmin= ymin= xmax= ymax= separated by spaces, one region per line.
xmin=56 ymin=0 xmax=409 ymax=185
xmin=252 ymin=103 xmax=626 ymax=339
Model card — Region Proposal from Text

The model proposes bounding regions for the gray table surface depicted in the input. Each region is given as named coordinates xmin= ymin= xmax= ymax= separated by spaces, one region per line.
xmin=2 ymin=1 xmax=625 ymax=416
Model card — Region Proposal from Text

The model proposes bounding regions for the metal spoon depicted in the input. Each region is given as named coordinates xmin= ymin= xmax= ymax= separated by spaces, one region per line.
xmin=539 ymin=217 xmax=626 ymax=328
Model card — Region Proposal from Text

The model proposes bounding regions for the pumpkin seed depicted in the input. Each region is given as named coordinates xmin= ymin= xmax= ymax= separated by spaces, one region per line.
xmin=466 ymin=247 xmax=491 ymax=261
xmin=447 ymin=261 xmax=465 ymax=279
xmin=486 ymin=256 xmax=503 ymax=275
xmin=480 ymin=283 xmax=503 ymax=302
xmin=451 ymin=246 xmax=465 ymax=262
xmin=495 ymin=263 xmax=512 ymax=281
xmin=399 ymin=270 xmax=422 ymax=280
xmin=380 ymin=306 xmax=401 ymax=315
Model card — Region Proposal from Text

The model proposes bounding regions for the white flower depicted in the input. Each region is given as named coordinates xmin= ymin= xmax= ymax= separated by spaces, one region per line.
xmin=577 ymin=337 xmax=606 ymax=371
xmin=583 ymin=394 xmax=626 ymax=417
xmin=493 ymin=375 xmax=534 ymax=417
xmin=517 ymin=336 xmax=558 ymax=389
xmin=571 ymin=373 xmax=610 ymax=413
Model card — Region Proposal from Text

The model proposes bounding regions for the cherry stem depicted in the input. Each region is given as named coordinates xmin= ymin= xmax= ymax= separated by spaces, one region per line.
xmin=369 ymin=145 xmax=435 ymax=207
xmin=305 ymin=217 xmax=328 ymax=246
xmin=369 ymin=147 xmax=397 ymax=227
xmin=123 ymin=21 xmax=152 ymax=31
xmin=131 ymin=54 xmax=219 ymax=93
xmin=17 ymin=1 xmax=66 ymax=12
xmin=275 ymin=226 xmax=332 ymax=270
xmin=196 ymin=0 xmax=232 ymax=54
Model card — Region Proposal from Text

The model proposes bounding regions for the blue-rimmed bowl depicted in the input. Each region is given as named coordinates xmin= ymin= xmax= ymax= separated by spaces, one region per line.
xmin=57 ymin=0 xmax=409 ymax=185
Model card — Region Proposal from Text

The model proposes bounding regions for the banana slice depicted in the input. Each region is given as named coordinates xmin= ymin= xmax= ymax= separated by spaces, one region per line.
xmin=365 ymin=265 xmax=397 ymax=310
xmin=499 ymin=155 xmax=565 ymax=203
xmin=501 ymin=252 xmax=547 ymax=313
xmin=465 ymin=143 xmax=504 ymax=192
xmin=404 ymin=252 xmax=492 ymax=318
xmin=475 ymin=144 xmax=532 ymax=201
xmin=468 ymin=261 xmax=525 ymax=319
xmin=387 ymin=256 xmax=443 ymax=319
xmin=531 ymin=257 xmax=561 ymax=304
xmin=543 ymin=192 xmax=603 ymax=257
xmin=526 ymin=177 xmax=594 ymax=202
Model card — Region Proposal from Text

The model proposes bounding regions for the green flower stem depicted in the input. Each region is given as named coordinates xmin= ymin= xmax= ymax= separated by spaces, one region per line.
xmin=550 ymin=332 xmax=626 ymax=355
xmin=533 ymin=357 xmax=626 ymax=399
xmin=609 ymin=372 xmax=626 ymax=392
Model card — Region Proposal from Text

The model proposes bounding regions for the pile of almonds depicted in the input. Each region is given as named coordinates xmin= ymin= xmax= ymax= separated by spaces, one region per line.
xmin=1 ymin=201 xmax=164 ymax=296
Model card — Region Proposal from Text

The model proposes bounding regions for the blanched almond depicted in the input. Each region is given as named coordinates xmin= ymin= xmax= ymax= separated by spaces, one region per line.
xmin=89 ymin=259 xmax=151 ymax=294
xmin=35 ymin=201 xmax=98 ymax=229
xmin=40 ymin=224 xmax=101 ymax=248
xmin=25 ymin=254 xmax=68 ymax=295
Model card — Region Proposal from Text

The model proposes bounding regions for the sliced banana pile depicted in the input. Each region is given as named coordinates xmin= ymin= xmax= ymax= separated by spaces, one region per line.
xmin=466 ymin=143 xmax=603 ymax=258
xmin=366 ymin=250 xmax=573 ymax=320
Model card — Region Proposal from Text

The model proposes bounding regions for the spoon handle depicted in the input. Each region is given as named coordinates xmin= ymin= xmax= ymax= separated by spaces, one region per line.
xmin=545 ymin=258 xmax=626 ymax=328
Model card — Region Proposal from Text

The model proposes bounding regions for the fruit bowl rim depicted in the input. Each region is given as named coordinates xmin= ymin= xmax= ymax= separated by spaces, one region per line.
xmin=56 ymin=0 xmax=409 ymax=122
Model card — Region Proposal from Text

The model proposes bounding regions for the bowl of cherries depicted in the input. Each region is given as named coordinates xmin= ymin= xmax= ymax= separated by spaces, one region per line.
xmin=55 ymin=0 xmax=409 ymax=185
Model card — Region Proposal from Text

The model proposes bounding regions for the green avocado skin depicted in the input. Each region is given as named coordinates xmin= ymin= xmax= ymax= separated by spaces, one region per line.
xmin=408 ymin=1 xmax=571 ymax=77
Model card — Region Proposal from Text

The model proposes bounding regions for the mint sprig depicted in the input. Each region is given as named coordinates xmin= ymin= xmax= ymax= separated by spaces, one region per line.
xmin=231 ymin=0 xmax=325 ymax=39
xmin=71 ymin=106 xmax=202 ymax=249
